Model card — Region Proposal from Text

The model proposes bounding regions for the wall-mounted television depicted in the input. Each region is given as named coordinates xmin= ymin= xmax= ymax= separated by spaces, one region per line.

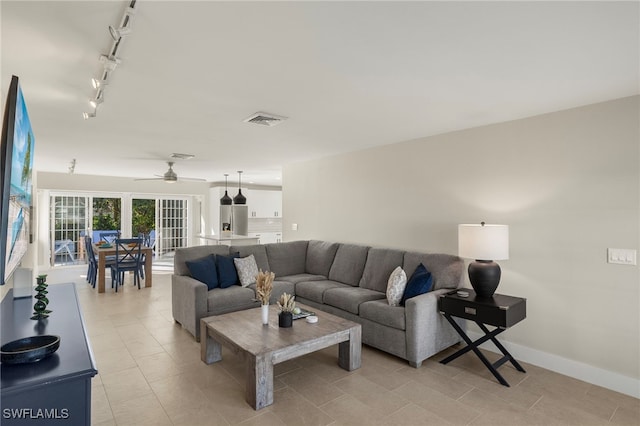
xmin=0 ymin=75 xmax=35 ymax=285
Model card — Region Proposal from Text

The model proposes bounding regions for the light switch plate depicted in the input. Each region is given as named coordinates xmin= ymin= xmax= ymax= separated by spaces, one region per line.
xmin=607 ymin=248 xmax=637 ymax=265
xmin=291 ymin=223 xmax=298 ymax=231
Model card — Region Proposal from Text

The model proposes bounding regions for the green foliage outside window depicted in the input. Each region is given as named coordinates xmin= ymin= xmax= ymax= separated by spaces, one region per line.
xmin=92 ymin=198 xmax=121 ymax=230
xmin=90 ymin=197 xmax=155 ymax=237
xmin=132 ymin=199 xmax=155 ymax=236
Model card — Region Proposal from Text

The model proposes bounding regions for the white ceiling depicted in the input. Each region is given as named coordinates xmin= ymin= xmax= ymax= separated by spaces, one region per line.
xmin=2 ymin=1 xmax=638 ymax=186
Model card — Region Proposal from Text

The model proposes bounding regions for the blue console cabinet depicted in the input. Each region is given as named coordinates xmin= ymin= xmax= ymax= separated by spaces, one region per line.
xmin=1 ymin=283 xmax=98 ymax=425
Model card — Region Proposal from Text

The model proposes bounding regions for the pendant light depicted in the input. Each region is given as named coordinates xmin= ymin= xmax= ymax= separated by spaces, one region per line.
xmin=233 ymin=171 xmax=247 ymax=204
xmin=220 ymin=174 xmax=232 ymax=205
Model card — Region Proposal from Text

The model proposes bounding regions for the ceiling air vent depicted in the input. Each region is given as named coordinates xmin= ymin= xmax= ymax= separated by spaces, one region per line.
xmin=170 ymin=153 xmax=195 ymax=160
xmin=243 ymin=112 xmax=287 ymax=127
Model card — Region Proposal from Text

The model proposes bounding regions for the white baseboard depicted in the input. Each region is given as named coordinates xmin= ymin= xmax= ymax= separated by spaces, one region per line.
xmin=466 ymin=330 xmax=640 ymax=399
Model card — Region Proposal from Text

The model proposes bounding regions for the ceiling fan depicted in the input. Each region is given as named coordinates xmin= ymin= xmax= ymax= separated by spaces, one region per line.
xmin=134 ymin=161 xmax=206 ymax=183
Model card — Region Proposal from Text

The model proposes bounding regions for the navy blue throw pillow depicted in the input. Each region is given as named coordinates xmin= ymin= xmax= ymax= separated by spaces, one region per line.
xmin=216 ymin=252 xmax=240 ymax=288
xmin=186 ymin=255 xmax=218 ymax=290
xmin=401 ymin=263 xmax=433 ymax=306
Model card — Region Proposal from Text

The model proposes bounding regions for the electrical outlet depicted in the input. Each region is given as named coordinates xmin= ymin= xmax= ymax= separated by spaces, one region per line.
xmin=607 ymin=248 xmax=637 ymax=265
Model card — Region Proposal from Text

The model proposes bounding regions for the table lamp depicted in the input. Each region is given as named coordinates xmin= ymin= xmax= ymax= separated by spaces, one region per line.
xmin=458 ymin=222 xmax=509 ymax=298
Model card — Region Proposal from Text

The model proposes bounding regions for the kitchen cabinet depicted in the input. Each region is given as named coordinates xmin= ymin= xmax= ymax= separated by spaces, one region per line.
xmin=248 ymin=232 xmax=282 ymax=244
xmin=247 ymin=190 xmax=282 ymax=218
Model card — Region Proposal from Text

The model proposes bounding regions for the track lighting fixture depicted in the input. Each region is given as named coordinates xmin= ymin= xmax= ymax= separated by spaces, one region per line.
xmin=99 ymin=54 xmax=121 ymax=71
xmin=83 ymin=2 xmax=137 ymax=120
xmin=91 ymin=77 xmax=109 ymax=89
xmin=109 ymin=25 xmax=132 ymax=41
xmin=89 ymin=93 xmax=104 ymax=109
xmin=109 ymin=6 xmax=135 ymax=40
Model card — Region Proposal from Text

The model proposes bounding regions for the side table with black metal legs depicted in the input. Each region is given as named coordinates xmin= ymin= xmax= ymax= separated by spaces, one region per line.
xmin=438 ymin=289 xmax=527 ymax=387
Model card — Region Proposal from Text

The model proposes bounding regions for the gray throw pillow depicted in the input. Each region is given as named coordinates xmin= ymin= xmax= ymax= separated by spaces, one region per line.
xmin=234 ymin=255 xmax=259 ymax=287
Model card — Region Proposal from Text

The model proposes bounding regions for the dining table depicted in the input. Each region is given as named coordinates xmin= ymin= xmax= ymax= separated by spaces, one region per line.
xmin=93 ymin=244 xmax=153 ymax=293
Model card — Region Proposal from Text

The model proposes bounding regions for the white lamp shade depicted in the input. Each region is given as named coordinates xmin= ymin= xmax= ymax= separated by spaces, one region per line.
xmin=458 ymin=224 xmax=509 ymax=261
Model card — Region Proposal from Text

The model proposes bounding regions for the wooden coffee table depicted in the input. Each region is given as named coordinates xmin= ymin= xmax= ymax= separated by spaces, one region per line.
xmin=200 ymin=304 xmax=361 ymax=410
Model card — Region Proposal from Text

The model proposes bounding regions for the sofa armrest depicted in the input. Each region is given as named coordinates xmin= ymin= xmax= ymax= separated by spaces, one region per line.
xmin=171 ymin=275 xmax=207 ymax=341
xmin=404 ymin=288 xmax=462 ymax=367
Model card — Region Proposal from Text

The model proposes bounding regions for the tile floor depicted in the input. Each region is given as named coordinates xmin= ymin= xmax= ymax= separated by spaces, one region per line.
xmin=65 ymin=268 xmax=639 ymax=426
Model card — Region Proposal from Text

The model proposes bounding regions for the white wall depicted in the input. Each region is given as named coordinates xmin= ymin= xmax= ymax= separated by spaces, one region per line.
xmin=37 ymin=171 xmax=211 ymax=195
xmin=283 ymin=96 xmax=639 ymax=395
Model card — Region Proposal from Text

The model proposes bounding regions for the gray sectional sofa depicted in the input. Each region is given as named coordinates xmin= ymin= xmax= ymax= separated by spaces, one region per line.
xmin=172 ymin=240 xmax=465 ymax=367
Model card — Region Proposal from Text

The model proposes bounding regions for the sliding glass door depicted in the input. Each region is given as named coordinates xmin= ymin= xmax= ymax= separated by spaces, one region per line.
xmin=157 ymin=198 xmax=188 ymax=256
xmin=130 ymin=197 xmax=190 ymax=257
xmin=92 ymin=197 xmax=121 ymax=243
xmin=50 ymin=195 xmax=88 ymax=266
xmin=48 ymin=192 xmax=192 ymax=267
xmin=132 ymin=198 xmax=156 ymax=251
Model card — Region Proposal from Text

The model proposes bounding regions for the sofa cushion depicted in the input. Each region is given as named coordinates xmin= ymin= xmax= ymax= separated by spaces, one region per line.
xmin=360 ymin=299 xmax=406 ymax=330
xmin=359 ymin=248 xmax=405 ymax=293
xmin=278 ymin=273 xmax=327 ymax=285
xmin=323 ymin=286 xmax=386 ymax=315
xmin=207 ymin=286 xmax=258 ymax=314
xmin=306 ymin=240 xmax=339 ymax=276
xmin=265 ymin=241 xmax=308 ymax=277
xmin=386 ymin=266 xmax=407 ymax=307
xmin=230 ymin=244 xmax=270 ymax=272
xmin=174 ymin=245 xmax=230 ymax=276
xmin=295 ymin=280 xmax=345 ymax=304
xmin=401 ymin=263 xmax=433 ymax=305
xmin=186 ymin=254 xmax=218 ymax=290
xmin=403 ymin=252 xmax=464 ymax=290
xmin=328 ymin=243 xmax=370 ymax=286
xmin=216 ymin=253 xmax=239 ymax=288
xmin=234 ymin=254 xmax=259 ymax=287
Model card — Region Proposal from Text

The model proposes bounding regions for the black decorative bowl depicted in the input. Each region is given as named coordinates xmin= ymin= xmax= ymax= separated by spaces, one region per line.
xmin=1 ymin=335 xmax=61 ymax=364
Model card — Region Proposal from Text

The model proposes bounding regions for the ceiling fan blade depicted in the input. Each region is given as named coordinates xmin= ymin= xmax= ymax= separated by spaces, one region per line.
xmin=179 ymin=177 xmax=207 ymax=182
xmin=134 ymin=177 xmax=164 ymax=181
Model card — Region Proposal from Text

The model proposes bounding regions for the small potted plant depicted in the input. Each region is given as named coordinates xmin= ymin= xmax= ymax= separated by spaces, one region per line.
xmin=277 ymin=292 xmax=296 ymax=328
xmin=255 ymin=270 xmax=274 ymax=325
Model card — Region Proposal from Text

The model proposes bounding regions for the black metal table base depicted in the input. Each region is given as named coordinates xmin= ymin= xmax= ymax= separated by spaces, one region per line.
xmin=440 ymin=313 xmax=526 ymax=386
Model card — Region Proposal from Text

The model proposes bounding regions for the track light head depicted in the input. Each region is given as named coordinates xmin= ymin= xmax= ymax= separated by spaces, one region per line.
xmin=82 ymin=111 xmax=96 ymax=120
xmin=91 ymin=77 xmax=109 ymax=89
xmin=89 ymin=92 xmax=104 ymax=109
xmin=109 ymin=25 xmax=132 ymax=41
xmin=99 ymin=54 xmax=121 ymax=71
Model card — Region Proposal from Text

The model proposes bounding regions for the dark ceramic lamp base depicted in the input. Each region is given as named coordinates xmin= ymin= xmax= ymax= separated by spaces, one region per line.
xmin=468 ymin=260 xmax=501 ymax=298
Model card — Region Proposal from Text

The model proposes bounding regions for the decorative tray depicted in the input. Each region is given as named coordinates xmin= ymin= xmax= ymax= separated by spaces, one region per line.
xmin=1 ymin=335 xmax=61 ymax=364
xmin=293 ymin=308 xmax=315 ymax=320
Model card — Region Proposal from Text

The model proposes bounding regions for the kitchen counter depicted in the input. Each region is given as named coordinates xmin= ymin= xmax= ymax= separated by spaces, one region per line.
xmin=198 ymin=235 xmax=260 ymax=246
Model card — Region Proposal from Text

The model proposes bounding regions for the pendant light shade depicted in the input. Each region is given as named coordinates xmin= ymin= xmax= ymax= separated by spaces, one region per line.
xmin=220 ymin=174 xmax=232 ymax=205
xmin=233 ymin=171 xmax=247 ymax=204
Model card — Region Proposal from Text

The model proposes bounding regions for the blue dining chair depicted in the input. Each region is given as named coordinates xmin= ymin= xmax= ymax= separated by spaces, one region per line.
xmin=110 ymin=238 xmax=143 ymax=292
xmin=100 ymin=231 xmax=120 ymax=244
xmin=84 ymin=236 xmax=116 ymax=288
